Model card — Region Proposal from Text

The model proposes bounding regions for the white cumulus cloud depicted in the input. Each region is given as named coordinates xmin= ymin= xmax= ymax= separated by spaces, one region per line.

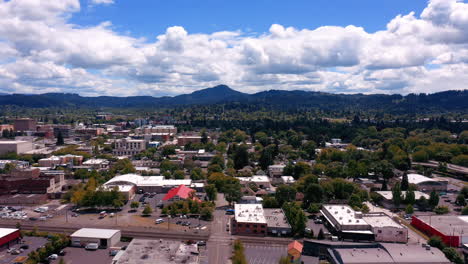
xmin=0 ymin=0 xmax=467 ymax=96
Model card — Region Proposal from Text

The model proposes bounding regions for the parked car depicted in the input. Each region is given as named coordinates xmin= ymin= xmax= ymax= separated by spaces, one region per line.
xmin=58 ymin=250 xmax=66 ymax=256
xmin=48 ymin=254 xmax=58 ymax=260
xmin=109 ymin=249 xmax=119 ymax=256
xmin=85 ymin=243 xmax=99 ymax=250
xmin=197 ymin=241 xmax=206 ymax=246
xmin=20 ymin=245 xmax=29 ymax=250
xmin=155 ymin=218 xmax=165 ymax=224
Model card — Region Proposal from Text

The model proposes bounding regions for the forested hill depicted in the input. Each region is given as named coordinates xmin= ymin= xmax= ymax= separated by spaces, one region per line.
xmin=0 ymin=85 xmax=466 ymax=114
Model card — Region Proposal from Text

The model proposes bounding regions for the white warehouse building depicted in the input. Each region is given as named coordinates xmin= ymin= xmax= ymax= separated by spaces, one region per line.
xmin=71 ymin=228 xmax=121 ymax=248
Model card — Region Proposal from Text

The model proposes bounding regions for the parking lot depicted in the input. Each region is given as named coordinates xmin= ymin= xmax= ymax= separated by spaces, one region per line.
xmin=0 ymin=236 xmax=48 ymax=264
xmin=49 ymin=247 xmax=113 ymax=264
xmin=244 ymin=244 xmax=287 ymax=264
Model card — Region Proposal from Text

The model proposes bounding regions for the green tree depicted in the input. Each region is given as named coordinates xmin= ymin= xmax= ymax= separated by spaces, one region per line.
xmin=405 ymin=204 xmax=414 ymax=214
xmin=405 ymin=189 xmax=416 ymax=205
xmin=130 ymin=201 xmax=139 ymax=210
xmin=442 ymin=247 xmax=464 ymax=264
xmin=224 ymin=183 xmax=242 ymax=205
xmin=278 ymin=256 xmax=290 ymax=264
xmin=200 ymin=207 xmax=213 ymax=220
xmin=201 ymin=129 xmax=208 ymax=144
xmin=275 ymin=185 xmax=297 ymax=207
xmin=401 ymin=173 xmax=409 ymax=191
xmin=307 ymin=203 xmax=320 ymax=214
xmin=303 ymin=184 xmax=323 ymax=207
xmin=461 ymin=206 xmax=468 ymax=215
xmin=429 ymin=190 xmax=439 ymax=209
xmin=392 ymin=182 xmax=402 ymax=207
xmin=302 ymin=140 xmax=317 ymax=160
xmin=282 ymin=202 xmax=307 ymax=236
xmin=205 ymin=184 xmax=217 ymax=201
xmin=434 ymin=205 xmax=449 ymax=215
xmin=428 ymin=236 xmax=445 ymax=250
xmin=142 ymin=205 xmax=153 ymax=216
xmin=233 ymin=144 xmax=249 ymax=170
xmin=232 ymin=240 xmax=248 ymax=264
xmin=456 ymin=194 xmax=466 ymax=206
xmin=348 ymin=194 xmax=363 ymax=209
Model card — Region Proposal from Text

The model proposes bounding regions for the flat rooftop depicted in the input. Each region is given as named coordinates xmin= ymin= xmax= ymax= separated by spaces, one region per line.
xmin=416 ymin=215 xmax=468 ymax=236
xmin=322 ymin=205 xmax=368 ymax=227
xmin=71 ymin=228 xmax=120 ymax=239
xmin=114 ymin=239 xmax=198 ymax=264
xmin=362 ymin=213 xmax=403 ymax=228
xmin=235 ymin=204 xmax=267 ymax=224
xmin=0 ymin=228 xmax=18 ymax=238
xmin=376 ymin=191 xmax=429 ymax=200
xmin=263 ymin=208 xmax=291 ymax=229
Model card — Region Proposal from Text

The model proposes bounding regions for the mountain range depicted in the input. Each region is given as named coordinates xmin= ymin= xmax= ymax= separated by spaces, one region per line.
xmin=0 ymin=85 xmax=467 ymax=114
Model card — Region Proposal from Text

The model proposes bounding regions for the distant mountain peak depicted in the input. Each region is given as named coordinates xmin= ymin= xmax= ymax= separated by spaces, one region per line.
xmin=190 ymin=84 xmax=242 ymax=96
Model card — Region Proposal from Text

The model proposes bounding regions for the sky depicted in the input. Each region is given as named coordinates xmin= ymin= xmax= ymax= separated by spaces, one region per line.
xmin=0 ymin=0 xmax=467 ymax=96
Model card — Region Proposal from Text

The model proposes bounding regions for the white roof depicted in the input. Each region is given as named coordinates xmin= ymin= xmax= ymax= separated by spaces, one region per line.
xmin=281 ymin=176 xmax=295 ymax=183
xmin=104 ymin=174 xmax=192 ymax=187
xmin=71 ymin=228 xmax=120 ymax=239
xmin=104 ymin=185 xmax=134 ymax=192
xmin=0 ymin=140 xmax=28 ymax=144
xmin=234 ymin=204 xmax=267 ymax=224
xmin=0 ymin=228 xmax=18 ymax=238
xmin=323 ymin=205 xmax=367 ymax=226
xmin=406 ymin=173 xmax=438 ymax=184
xmin=83 ymin=159 xmax=109 ymax=165
xmin=375 ymin=191 xmax=429 ymax=200
xmin=362 ymin=214 xmax=403 ymax=228
xmin=236 ymin=175 xmax=270 ymax=183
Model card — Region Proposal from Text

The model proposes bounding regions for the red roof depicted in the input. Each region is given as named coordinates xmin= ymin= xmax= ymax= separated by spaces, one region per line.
xmin=163 ymin=185 xmax=196 ymax=201
xmin=288 ymin=240 xmax=303 ymax=253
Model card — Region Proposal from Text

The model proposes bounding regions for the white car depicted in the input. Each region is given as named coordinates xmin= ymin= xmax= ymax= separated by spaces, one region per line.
xmin=85 ymin=243 xmax=99 ymax=250
xmin=48 ymin=254 xmax=58 ymax=260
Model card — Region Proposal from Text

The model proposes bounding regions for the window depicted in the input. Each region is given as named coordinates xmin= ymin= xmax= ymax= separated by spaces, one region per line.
xmin=378 ymin=230 xmax=382 ymax=233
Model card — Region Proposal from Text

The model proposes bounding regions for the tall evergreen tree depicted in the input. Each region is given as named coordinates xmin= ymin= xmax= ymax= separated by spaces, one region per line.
xmin=56 ymin=131 xmax=64 ymax=145
xmin=392 ymin=182 xmax=402 ymax=207
xmin=401 ymin=173 xmax=409 ymax=191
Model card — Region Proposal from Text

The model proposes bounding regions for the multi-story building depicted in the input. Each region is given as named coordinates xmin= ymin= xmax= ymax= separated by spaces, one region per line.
xmin=52 ymin=124 xmax=74 ymax=138
xmin=113 ymin=138 xmax=146 ymax=156
xmin=14 ymin=119 xmax=36 ymax=132
xmin=136 ymin=125 xmax=177 ymax=135
xmin=0 ymin=124 xmax=14 ymax=133
xmin=231 ymin=204 xmax=268 ymax=236
xmin=268 ymin=164 xmax=286 ymax=178
xmin=82 ymin=159 xmax=110 ymax=170
xmin=38 ymin=155 xmax=83 ymax=168
xmin=321 ymin=204 xmax=407 ymax=243
xmin=264 ymin=208 xmax=291 ymax=236
xmin=0 ymin=140 xmax=33 ymax=155
xmin=0 ymin=168 xmax=64 ymax=194
xmin=177 ymin=135 xmax=204 ymax=146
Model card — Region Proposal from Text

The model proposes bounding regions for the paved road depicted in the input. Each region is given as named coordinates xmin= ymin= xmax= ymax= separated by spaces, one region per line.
xmin=207 ymin=209 xmax=232 ymax=264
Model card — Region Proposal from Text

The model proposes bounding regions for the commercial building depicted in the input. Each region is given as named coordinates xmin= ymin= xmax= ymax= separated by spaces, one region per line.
xmin=71 ymin=228 xmax=121 ymax=248
xmin=0 ymin=228 xmax=21 ymax=248
xmin=113 ymin=138 xmax=146 ymax=156
xmin=302 ymin=240 xmax=450 ymax=264
xmin=321 ymin=204 xmax=407 ymax=242
xmin=0 ymin=124 xmax=14 ymax=133
xmin=38 ymin=155 xmax=83 ymax=168
xmin=268 ymin=165 xmax=285 ymax=178
xmin=264 ymin=208 xmax=291 ymax=236
xmin=136 ymin=125 xmax=177 ymax=134
xmin=82 ymin=158 xmax=110 ymax=170
xmin=232 ymin=204 xmax=268 ymax=236
xmin=0 ymin=160 xmax=29 ymax=170
xmin=0 ymin=168 xmax=64 ymax=195
xmin=406 ymin=173 xmax=448 ymax=192
xmin=14 ymin=119 xmax=36 ymax=132
xmin=177 ymin=135 xmax=204 ymax=146
xmin=162 ymin=185 xmax=198 ymax=202
xmin=412 ymin=215 xmax=468 ymax=247
xmin=112 ymin=239 xmax=198 ymax=264
xmin=375 ymin=191 xmax=430 ymax=209
xmin=103 ymin=174 xmax=204 ymax=193
xmin=236 ymin=175 xmax=271 ymax=189
xmin=75 ymin=127 xmax=104 ymax=137
xmin=0 ymin=140 xmax=33 ymax=155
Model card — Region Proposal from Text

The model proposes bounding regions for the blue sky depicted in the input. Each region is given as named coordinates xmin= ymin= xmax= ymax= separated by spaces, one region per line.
xmin=0 ymin=0 xmax=467 ymax=96
xmin=73 ymin=0 xmax=428 ymax=38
